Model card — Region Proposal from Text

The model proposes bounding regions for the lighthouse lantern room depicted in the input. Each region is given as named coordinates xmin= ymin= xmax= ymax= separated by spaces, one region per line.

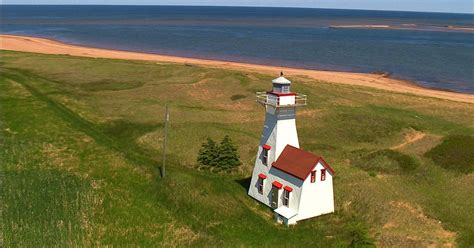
xmin=249 ymin=73 xmax=335 ymax=226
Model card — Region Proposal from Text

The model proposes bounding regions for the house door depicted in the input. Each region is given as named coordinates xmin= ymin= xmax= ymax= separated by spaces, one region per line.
xmin=271 ymin=186 xmax=279 ymax=209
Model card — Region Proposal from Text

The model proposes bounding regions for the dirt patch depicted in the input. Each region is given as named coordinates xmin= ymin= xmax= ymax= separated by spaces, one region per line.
xmin=6 ymin=79 xmax=33 ymax=97
xmin=41 ymin=143 xmax=78 ymax=172
xmin=379 ymin=201 xmax=457 ymax=247
xmin=161 ymin=222 xmax=200 ymax=247
xmin=391 ymin=130 xmax=427 ymax=150
xmin=137 ymin=130 xmax=163 ymax=150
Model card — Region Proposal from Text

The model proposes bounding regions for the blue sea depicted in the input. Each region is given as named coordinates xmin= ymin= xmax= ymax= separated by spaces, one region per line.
xmin=1 ymin=5 xmax=473 ymax=93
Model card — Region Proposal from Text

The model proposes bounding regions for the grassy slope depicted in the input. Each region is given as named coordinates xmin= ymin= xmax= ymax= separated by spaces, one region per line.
xmin=1 ymin=50 xmax=473 ymax=247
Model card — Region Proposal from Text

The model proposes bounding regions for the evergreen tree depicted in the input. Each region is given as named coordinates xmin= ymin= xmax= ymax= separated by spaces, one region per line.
xmin=197 ymin=137 xmax=218 ymax=169
xmin=197 ymin=136 xmax=241 ymax=172
xmin=217 ymin=135 xmax=241 ymax=171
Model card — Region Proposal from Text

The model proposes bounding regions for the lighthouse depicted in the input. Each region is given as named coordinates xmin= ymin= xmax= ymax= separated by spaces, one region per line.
xmin=248 ymin=73 xmax=335 ymax=226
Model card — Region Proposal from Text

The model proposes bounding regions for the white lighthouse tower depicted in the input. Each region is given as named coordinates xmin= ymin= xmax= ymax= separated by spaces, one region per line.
xmin=248 ymin=73 xmax=335 ymax=225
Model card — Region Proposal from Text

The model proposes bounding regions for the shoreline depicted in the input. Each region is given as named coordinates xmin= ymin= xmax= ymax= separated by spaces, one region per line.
xmin=1 ymin=34 xmax=473 ymax=104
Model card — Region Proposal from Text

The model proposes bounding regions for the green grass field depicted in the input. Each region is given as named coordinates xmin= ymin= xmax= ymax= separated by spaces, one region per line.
xmin=1 ymin=50 xmax=473 ymax=247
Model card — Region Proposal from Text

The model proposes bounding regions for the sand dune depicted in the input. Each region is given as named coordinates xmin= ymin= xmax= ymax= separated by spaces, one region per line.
xmin=1 ymin=34 xmax=473 ymax=104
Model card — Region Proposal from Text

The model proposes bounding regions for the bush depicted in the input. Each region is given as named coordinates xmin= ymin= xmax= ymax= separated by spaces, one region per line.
xmin=352 ymin=149 xmax=419 ymax=174
xmin=425 ymin=135 xmax=474 ymax=174
xmin=197 ymin=135 xmax=241 ymax=172
xmin=347 ymin=221 xmax=375 ymax=248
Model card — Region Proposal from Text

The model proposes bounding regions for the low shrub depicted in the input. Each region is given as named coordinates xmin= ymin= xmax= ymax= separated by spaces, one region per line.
xmin=352 ymin=149 xmax=419 ymax=173
xmin=347 ymin=221 xmax=376 ymax=248
xmin=425 ymin=135 xmax=474 ymax=174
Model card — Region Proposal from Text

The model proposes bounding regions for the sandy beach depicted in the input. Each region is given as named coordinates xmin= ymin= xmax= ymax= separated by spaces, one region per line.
xmin=1 ymin=34 xmax=473 ymax=104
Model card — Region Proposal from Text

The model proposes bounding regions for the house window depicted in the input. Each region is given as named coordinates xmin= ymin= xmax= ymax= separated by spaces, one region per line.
xmin=310 ymin=171 xmax=316 ymax=183
xmin=271 ymin=186 xmax=279 ymax=208
xmin=321 ymin=169 xmax=326 ymax=181
xmin=283 ymin=189 xmax=290 ymax=207
xmin=258 ymin=178 xmax=264 ymax=194
xmin=257 ymin=174 xmax=266 ymax=194
xmin=282 ymin=85 xmax=290 ymax=93
xmin=271 ymin=184 xmax=281 ymax=209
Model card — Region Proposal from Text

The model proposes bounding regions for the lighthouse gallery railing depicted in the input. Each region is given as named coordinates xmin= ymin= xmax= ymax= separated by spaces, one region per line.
xmin=256 ymin=92 xmax=307 ymax=108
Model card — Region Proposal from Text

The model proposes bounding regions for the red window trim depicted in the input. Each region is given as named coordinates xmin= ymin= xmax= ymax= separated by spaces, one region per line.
xmin=262 ymin=144 xmax=271 ymax=150
xmin=258 ymin=173 xmax=267 ymax=179
xmin=321 ymin=169 xmax=326 ymax=181
xmin=272 ymin=181 xmax=283 ymax=189
xmin=310 ymin=171 xmax=316 ymax=183
xmin=283 ymin=186 xmax=293 ymax=192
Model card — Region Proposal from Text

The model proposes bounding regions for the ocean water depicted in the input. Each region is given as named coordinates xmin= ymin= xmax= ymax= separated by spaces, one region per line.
xmin=1 ymin=5 xmax=473 ymax=93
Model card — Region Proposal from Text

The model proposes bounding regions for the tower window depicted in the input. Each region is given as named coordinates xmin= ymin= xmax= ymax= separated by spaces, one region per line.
xmin=310 ymin=171 xmax=316 ymax=183
xmin=321 ymin=169 xmax=326 ymax=181
xmin=282 ymin=85 xmax=290 ymax=93
xmin=262 ymin=149 xmax=268 ymax=165
xmin=262 ymin=144 xmax=271 ymax=166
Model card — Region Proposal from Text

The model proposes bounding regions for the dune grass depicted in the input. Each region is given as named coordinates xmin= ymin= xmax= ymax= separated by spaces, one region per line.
xmin=1 ymin=50 xmax=473 ymax=247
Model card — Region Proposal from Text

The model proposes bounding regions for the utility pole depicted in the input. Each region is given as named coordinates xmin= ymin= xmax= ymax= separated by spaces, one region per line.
xmin=162 ymin=105 xmax=169 ymax=178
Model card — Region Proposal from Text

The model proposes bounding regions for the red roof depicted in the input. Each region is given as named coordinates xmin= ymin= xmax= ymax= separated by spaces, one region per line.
xmin=272 ymin=181 xmax=283 ymax=189
xmin=272 ymin=145 xmax=335 ymax=181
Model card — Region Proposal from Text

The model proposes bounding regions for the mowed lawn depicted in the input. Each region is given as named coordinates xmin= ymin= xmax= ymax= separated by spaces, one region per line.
xmin=1 ymin=50 xmax=473 ymax=247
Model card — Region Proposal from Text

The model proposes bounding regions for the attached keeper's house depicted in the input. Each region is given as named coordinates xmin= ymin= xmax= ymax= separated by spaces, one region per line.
xmin=248 ymin=74 xmax=335 ymax=226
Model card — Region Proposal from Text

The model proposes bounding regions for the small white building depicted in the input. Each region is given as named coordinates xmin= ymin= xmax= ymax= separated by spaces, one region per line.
xmin=248 ymin=74 xmax=335 ymax=225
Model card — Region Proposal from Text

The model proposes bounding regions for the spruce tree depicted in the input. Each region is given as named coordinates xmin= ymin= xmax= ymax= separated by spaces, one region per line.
xmin=197 ymin=137 xmax=218 ymax=169
xmin=217 ymin=135 xmax=241 ymax=171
